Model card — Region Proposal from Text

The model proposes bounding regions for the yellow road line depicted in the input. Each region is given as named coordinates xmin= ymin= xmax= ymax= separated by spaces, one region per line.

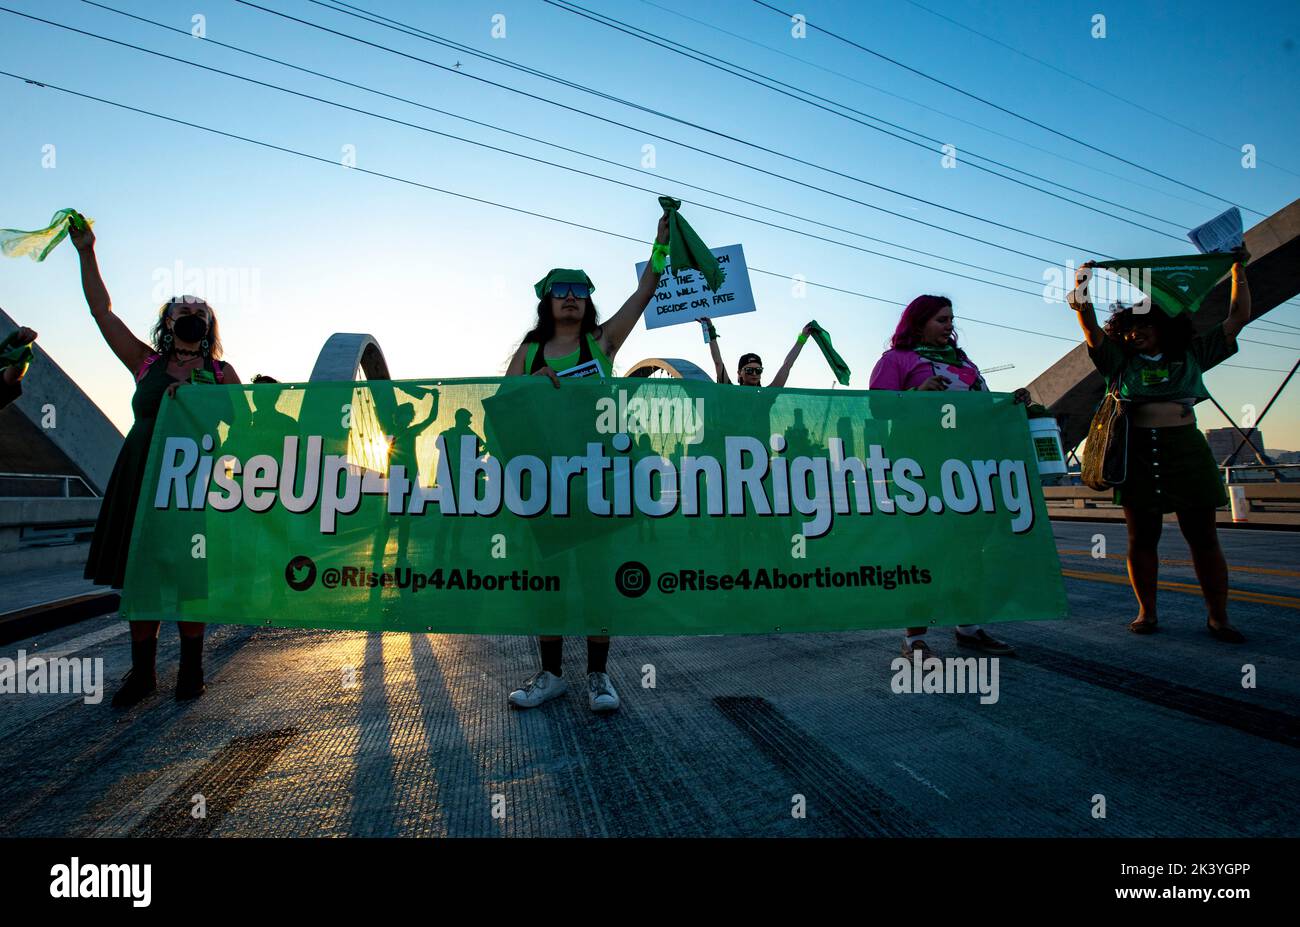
xmin=1060 ymin=568 xmax=1300 ymax=610
xmin=1058 ymin=549 xmax=1300 ymax=579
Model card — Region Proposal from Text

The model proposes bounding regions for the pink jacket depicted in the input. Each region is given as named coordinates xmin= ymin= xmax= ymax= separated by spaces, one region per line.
xmin=868 ymin=348 xmax=985 ymax=392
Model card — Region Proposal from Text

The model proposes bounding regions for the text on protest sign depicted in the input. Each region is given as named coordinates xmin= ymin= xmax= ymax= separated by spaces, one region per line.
xmin=635 ymin=244 xmax=756 ymax=330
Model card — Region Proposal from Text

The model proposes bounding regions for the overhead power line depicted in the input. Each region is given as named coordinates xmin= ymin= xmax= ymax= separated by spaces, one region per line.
xmin=750 ymin=0 xmax=1273 ymax=218
xmin=7 ymin=69 xmax=1291 ymax=371
xmin=900 ymin=0 xmax=1300 ymax=182
xmin=0 ymin=69 xmax=1137 ymax=351
xmin=68 ymin=1 xmax=1052 ymax=291
xmin=10 ymin=5 xmax=1047 ymax=298
xmin=542 ymin=0 xmax=1191 ymax=239
xmin=233 ymin=0 xmax=1112 ymax=260
xmin=632 ymin=0 xmax=1231 ymax=215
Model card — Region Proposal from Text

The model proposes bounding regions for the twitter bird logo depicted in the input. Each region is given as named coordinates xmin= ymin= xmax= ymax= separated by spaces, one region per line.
xmin=285 ymin=555 xmax=317 ymax=591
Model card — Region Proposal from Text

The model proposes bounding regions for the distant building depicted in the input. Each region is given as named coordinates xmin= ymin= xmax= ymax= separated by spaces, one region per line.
xmin=1205 ymin=427 xmax=1269 ymax=466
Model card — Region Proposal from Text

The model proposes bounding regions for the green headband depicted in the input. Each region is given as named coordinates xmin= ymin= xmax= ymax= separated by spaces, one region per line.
xmin=534 ymin=268 xmax=596 ymax=300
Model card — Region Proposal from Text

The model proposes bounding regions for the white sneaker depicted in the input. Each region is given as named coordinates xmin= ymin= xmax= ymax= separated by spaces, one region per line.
xmin=508 ymin=670 xmax=566 ymax=709
xmin=587 ymin=671 xmax=620 ymax=713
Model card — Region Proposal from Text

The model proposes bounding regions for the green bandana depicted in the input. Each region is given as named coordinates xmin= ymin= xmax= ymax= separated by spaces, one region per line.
xmin=1094 ymin=252 xmax=1238 ymax=317
xmin=807 ymin=320 xmax=851 ymax=386
xmin=0 ymin=340 xmax=34 ymax=377
xmin=0 ymin=209 xmax=91 ymax=262
xmin=534 ymin=268 xmax=596 ymax=300
xmin=658 ymin=196 xmax=725 ymax=292
xmin=913 ymin=343 xmax=961 ymax=366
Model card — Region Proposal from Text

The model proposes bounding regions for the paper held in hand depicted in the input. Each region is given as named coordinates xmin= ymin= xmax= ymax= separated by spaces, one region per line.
xmin=1187 ymin=207 xmax=1243 ymax=254
xmin=636 ymin=243 xmax=756 ymax=330
xmin=556 ymin=359 xmax=603 ymax=379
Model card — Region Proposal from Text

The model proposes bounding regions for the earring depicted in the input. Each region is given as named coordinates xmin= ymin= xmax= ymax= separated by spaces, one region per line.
xmin=162 ymin=331 xmax=173 ymax=351
xmin=201 ymin=337 xmax=210 ymax=355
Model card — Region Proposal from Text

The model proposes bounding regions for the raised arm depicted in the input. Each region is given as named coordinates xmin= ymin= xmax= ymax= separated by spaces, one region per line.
xmin=1067 ymin=260 xmax=1104 ymax=349
xmin=596 ymin=213 xmax=670 ymax=359
xmin=1222 ymin=250 xmax=1251 ymax=341
xmin=700 ymin=317 xmax=730 ymax=384
xmin=69 ymin=224 xmax=152 ymax=374
xmin=769 ymin=322 xmax=813 ymax=388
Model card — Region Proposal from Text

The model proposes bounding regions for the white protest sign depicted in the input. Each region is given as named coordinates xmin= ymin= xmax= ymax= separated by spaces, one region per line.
xmin=1187 ymin=207 xmax=1243 ymax=254
xmin=636 ymin=243 xmax=756 ymax=329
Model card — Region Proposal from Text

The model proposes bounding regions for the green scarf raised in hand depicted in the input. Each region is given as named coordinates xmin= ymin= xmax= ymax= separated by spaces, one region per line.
xmin=658 ymin=196 xmax=725 ymax=292
xmin=1094 ymin=252 xmax=1238 ymax=317
xmin=0 ymin=331 xmax=34 ymax=376
xmin=0 ymin=209 xmax=90 ymax=262
xmin=807 ymin=320 xmax=851 ymax=386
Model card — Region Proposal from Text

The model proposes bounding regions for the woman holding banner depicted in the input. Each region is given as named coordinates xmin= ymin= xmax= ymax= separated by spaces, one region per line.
xmin=69 ymin=222 xmax=243 ymax=706
xmin=502 ymin=210 xmax=670 ymax=713
xmin=869 ymin=294 xmax=1028 ymax=659
xmin=1068 ymin=256 xmax=1250 ymax=642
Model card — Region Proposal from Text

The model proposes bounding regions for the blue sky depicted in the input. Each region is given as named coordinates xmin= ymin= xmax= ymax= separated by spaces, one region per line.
xmin=3 ymin=0 xmax=1298 ymax=447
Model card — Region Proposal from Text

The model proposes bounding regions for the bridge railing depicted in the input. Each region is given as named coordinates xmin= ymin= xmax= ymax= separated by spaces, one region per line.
xmin=0 ymin=471 xmax=99 ymax=498
xmin=1043 ymin=482 xmax=1300 ymax=520
xmin=0 ymin=495 xmax=103 ymax=576
xmin=1223 ymin=463 xmax=1300 ymax=484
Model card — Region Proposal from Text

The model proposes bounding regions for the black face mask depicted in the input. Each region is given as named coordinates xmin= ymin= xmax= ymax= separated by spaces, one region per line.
xmin=172 ymin=314 xmax=209 ymax=344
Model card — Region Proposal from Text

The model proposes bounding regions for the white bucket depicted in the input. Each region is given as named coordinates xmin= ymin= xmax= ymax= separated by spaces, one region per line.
xmin=1027 ymin=416 xmax=1067 ymax=477
xmin=1229 ymin=485 xmax=1249 ymax=523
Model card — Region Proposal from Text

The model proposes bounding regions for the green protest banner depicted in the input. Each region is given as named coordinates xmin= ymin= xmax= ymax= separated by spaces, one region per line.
xmin=120 ymin=377 xmax=1067 ymax=635
xmin=1095 ymin=252 xmax=1238 ymax=317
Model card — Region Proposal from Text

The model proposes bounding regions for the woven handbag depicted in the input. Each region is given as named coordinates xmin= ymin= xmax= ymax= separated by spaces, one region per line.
xmin=1081 ymin=379 xmax=1129 ymax=491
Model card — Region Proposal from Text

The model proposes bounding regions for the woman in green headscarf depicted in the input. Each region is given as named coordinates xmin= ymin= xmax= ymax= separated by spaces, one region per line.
xmin=503 ymin=211 xmax=669 ymax=713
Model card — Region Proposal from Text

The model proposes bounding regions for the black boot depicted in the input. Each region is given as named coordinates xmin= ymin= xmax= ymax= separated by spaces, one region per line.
xmin=176 ymin=632 xmax=206 ymax=700
xmin=111 ymin=637 xmax=158 ymax=708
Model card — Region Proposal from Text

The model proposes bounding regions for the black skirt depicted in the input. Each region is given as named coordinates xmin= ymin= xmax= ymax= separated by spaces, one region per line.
xmin=84 ymin=418 xmax=154 ymax=589
xmin=1114 ymin=423 xmax=1228 ymax=513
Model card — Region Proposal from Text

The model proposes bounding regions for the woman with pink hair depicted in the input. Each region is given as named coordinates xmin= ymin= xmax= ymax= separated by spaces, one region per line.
xmin=869 ymin=294 xmax=1030 ymax=659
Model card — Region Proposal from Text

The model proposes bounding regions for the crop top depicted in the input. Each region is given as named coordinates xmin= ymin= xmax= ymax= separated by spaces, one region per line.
xmin=524 ymin=331 xmax=612 ymax=379
xmin=1087 ymin=323 xmax=1237 ymax=404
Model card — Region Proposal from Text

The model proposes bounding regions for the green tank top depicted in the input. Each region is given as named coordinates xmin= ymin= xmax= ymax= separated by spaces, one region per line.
xmin=525 ymin=331 xmax=612 ymax=379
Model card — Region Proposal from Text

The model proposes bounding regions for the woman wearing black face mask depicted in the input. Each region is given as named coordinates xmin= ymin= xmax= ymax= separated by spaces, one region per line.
xmin=70 ymin=223 xmax=243 ymax=707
